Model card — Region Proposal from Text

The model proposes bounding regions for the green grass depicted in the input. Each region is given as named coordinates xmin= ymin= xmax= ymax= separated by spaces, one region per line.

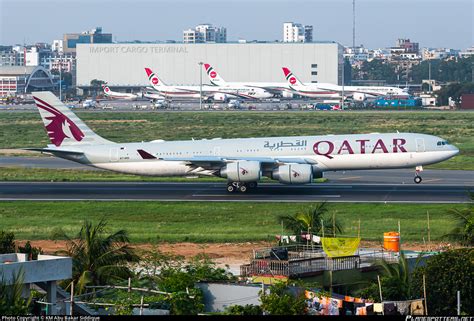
xmin=0 ymin=111 xmax=473 ymax=170
xmin=0 ymin=167 xmax=329 ymax=183
xmin=0 ymin=201 xmax=465 ymax=243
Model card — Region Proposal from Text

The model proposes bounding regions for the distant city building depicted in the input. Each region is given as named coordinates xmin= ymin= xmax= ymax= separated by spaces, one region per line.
xmin=459 ymin=45 xmax=474 ymax=58
xmin=422 ymin=48 xmax=460 ymax=60
xmin=52 ymin=40 xmax=64 ymax=53
xmin=63 ymin=27 xmax=112 ymax=53
xmin=283 ymin=22 xmax=313 ymax=43
xmin=77 ymin=42 xmax=342 ymax=88
xmin=396 ymin=38 xmax=419 ymax=54
xmin=0 ymin=65 xmax=55 ymax=96
xmin=183 ymin=24 xmax=227 ymax=43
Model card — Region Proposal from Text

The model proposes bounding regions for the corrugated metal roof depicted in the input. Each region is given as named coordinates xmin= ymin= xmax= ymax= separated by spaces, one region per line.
xmin=0 ymin=66 xmax=37 ymax=76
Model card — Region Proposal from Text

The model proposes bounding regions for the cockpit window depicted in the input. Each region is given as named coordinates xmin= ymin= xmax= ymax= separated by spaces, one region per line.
xmin=437 ymin=141 xmax=449 ymax=146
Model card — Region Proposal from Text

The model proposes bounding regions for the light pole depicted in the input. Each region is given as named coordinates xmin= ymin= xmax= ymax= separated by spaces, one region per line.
xmin=341 ymin=56 xmax=345 ymax=109
xmin=428 ymin=60 xmax=432 ymax=93
xmin=198 ymin=61 xmax=203 ymax=110
xmin=59 ymin=52 xmax=63 ymax=101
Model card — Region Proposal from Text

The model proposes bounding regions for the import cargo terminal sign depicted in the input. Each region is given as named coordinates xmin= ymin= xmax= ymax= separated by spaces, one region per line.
xmin=89 ymin=46 xmax=189 ymax=54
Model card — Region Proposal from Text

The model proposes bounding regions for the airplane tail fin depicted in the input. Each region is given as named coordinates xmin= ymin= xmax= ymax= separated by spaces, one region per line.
xmin=204 ymin=63 xmax=226 ymax=86
xmin=282 ymin=67 xmax=304 ymax=87
xmin=102 ymin=83 xmax=112 ymax=96
xmin=145 ymin=67 xmax=167 ymax=87
xmin=32 ymin=91 xmax=112 ymax=147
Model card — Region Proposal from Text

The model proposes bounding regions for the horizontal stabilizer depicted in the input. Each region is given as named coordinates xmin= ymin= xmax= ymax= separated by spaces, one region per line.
xmin=23 ymin=148 xmax=84 ymax=156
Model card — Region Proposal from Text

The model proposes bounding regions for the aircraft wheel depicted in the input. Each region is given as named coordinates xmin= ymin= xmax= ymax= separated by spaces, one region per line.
xmin=248 ymin=182 xmax=258 ymax=189
xmin=227 ymin=184 xmax=236 ymax=193
xmin=239 ymin=184 xmax=248 ymax=193
xmin=414 ymin=176 xmax=422 ymax=184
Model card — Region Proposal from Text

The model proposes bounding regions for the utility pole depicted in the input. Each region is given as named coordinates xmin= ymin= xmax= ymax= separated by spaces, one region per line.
xmin=341 ymin=56 xmax=345 ymax=110
xmin=198 ymin=61 xmax=203 ymax=110
xmin=59 ymin=52 xmax=63 ymax=101
xmin=428 ymin=60 xmax=432 ymax=93
xmin=352 ymin=0 xmax=356 ymax=52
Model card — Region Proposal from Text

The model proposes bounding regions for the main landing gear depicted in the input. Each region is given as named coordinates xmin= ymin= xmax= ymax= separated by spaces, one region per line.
xmin=226 ymin=181 xmax=258 ymax=193
xmin=414 ymin=166 xmax=423 ymax=184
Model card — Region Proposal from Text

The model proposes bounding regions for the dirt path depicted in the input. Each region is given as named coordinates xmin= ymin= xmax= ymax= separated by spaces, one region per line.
xmin=19 ymin=240 xmax=457 ymax=267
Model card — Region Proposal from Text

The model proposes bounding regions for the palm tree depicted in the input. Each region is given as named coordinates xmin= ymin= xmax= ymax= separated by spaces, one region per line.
xmin=0 ymin=269 xmax=32 ymax=314
xmin=57 ymin=219 xmax=139 ymax=294
xmin=443 ymin=207 xmax=474 ymax=246
xmin=278 ymin=203 xmax=343 ymax=240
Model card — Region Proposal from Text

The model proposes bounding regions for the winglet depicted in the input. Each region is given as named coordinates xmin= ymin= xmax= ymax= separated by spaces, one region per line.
xmin=137 ymin=149 xmax=156 ymax=159
xmin=282 ymin=67 xmax=291 ymax=77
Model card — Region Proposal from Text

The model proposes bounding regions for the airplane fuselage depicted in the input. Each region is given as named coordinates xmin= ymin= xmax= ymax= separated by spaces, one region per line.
xmin=60 ymin=133 xmax=458 ymax=178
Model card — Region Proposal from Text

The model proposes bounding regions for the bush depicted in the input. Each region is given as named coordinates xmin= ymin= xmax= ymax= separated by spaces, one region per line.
xmin=410 ymin=249 xmax=473 ymax=315
xmin=259 ymin=282 xmax=306 ymax=315
xmin=0 ymin=231 xmax=15 ymax=254
xmin=225 ymin=304 xmax=263 ymax=315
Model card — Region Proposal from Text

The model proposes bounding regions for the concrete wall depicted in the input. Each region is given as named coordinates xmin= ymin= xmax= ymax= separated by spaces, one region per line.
xmin=196 ymin=282 xmax=263 ymax=312
xmin=0 ymin=254 xmax=72 ymax=285
xmin=77 ymin=42 xmax=342 ymax=87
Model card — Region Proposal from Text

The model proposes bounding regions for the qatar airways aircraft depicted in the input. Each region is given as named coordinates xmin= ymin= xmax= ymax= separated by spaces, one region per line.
xmin=203 ymin=63 xmax=294 ymax=98
xmin=28 ymin=92 xmax=458 ymax=193
xmin=145 ymin=67 xmax=272 ymax=101
xmin=282 ymin=67 xmax=408 ymax=101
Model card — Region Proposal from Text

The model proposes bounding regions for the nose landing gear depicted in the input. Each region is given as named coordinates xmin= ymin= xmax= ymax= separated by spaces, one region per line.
xmin=414 ymin=166 xmax=423 ymax=184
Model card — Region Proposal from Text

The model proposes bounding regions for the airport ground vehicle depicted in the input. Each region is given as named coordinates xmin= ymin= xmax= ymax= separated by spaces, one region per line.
xmin=28 ymin=92 xmax=459 ymax=193
xmin=227 ymin=99 xmax=241 ymax=109
xmin=82 ymin=100 xmax=97 ymax=109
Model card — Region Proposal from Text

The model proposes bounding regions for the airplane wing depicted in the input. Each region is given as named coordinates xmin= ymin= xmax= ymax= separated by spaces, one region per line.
xmin=137 ymin=149 xmax=316 ymax=167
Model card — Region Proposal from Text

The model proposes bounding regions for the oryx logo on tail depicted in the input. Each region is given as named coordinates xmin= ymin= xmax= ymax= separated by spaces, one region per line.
xmin=33 ymin=96 xmax=84 ymax=147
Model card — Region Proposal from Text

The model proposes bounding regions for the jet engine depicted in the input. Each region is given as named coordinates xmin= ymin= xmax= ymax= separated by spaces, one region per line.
xmin=272 ymin=164 xmax=313 ymax=184
xmin=221 ymin=161 xmax=261 ymax=182
xmin=353 ymin=92 xmax=367 ymax=102
xmin=281 ymin=91 xmax=294 ymax=98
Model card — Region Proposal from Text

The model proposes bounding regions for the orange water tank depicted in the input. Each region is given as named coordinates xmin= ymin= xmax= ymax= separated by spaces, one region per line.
xmin=383 ymin=232 xmax=400 ymax=252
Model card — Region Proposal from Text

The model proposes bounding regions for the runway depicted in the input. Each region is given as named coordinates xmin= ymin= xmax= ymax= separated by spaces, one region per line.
xmin=0 ymin=181 xmax=471 ymax=203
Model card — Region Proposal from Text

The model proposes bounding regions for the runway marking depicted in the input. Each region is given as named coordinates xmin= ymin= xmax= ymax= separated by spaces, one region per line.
xmin=337 ymin=176 xmax=362 ymax=181
xmin=191 ymin=194 xmax=341 ymax=198
xmin=421 ymin=178 xmax=443 ymax=183
xmin=0 ymin=198 xmax=470 ymax=204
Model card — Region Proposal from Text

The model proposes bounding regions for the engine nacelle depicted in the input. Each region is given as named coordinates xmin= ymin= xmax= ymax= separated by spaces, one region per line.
xmin=221 ymin=161 xmax=261 ymax=182
xmin=282 ymin=91 xmax=294 ymax=98
xmin=213 ymin=93 xmax=229 ymax=102
xmin=272 ymin=164 xmax=313 ymax=184
xmin=353 ymin=92 xmax=367 ymax=102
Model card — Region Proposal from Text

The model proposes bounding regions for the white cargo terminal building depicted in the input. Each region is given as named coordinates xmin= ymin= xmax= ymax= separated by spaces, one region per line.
xmin=76 ymin=42 xmax=343 ymax=90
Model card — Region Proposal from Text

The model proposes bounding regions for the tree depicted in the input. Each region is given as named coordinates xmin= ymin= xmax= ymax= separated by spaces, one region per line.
xmin=443 ymin=207 xmax=474 ymax=246
xmin=435 ymin=82 xmax=474 ymax=106
xmin=0 ymin=231 xmax=15 ymax=254
xmin=357 ymin=252 xmax=413 ymax=301
xmin=0 ymin=269 xmax=32 ymax=315
xmin=225 ymin=304 xmax=263 ymax=315
xmin=90 ymin=79 xmax=106 ymax=98
xmin=259 ymin=282 xmax=306 ymax=315
xmin=410 ymin=249 xmax=474 ymax=315
xmin=56 ymin=219 xmax=139 ymax=294
xmin=278 ymin=203 xmax=343 ymax=238
xmin=353 ymin=59 xmax=398 ymax=84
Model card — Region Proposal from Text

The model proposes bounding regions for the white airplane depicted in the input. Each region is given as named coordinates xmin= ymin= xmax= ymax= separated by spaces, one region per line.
xmin=102 ymin=84 xmax=141 ymax=100
xmin=204 ymin=63 xmax=295 ymax=98
xmin=27 ymin=92 xmax=459 ymax=193
xmin=282 ymin=67 xmax=408 ymax=101
xmin=202 ymin=64 xmax=278 ymax=99
xmin=145 ymin=67 xmax=273 ymax=101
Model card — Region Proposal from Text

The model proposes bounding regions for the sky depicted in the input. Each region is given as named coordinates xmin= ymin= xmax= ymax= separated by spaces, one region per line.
xmin=0 ymin=0 xmax=472 ymax=49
